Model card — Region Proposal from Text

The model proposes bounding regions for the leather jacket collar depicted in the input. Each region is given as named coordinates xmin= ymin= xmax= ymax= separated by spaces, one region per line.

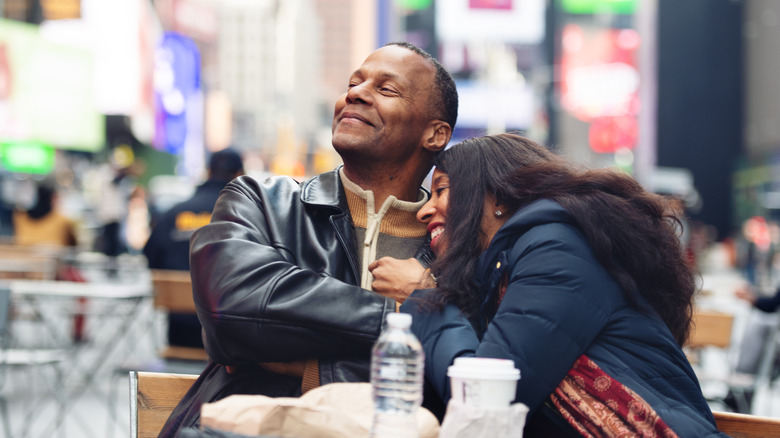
xmin=300 ymin=166 xmax=348 ymax=210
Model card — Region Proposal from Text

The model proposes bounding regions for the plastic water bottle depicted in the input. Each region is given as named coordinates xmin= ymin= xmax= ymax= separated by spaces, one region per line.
xmin=370 ymin=312 xmax=424 ymax=438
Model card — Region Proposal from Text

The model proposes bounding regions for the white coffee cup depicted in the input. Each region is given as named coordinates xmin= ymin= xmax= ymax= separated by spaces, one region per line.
xmin=447 ymin=357 xmax=520 ymax=410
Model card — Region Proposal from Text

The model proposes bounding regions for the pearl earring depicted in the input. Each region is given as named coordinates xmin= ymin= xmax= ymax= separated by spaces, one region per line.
xmin=494 ymin=210 xmax=503 ymax=217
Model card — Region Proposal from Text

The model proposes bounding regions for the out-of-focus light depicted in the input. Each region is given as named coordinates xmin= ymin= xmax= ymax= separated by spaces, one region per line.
xmin=562 ymin=25 xmax=584 ymax=53
xmin=0 ymin=140 xmax=56 ymax=174
xmin=469 ymin=0 xmax=512 ymax=10
xmin=0 ymin=19 xmax=104 ymax=152
xmin=395 ymin=0 xmax=433 ymax=10
xmin=588 ymin=115 xmax=638 ymax=153
xmin=154 ymin=32 xmax=201 ymax=156
xmin=205 ymin=90 xmax=232 ymax=152
xmin=436 ymin=0 xmax=545 ymax=44
xmin=113 ymin=144 xmax=135 ymax=168
xmin=614 ymin=147 xmax=634 ymax=167
xmin=560 ymin=26 xmax=641 ymax=122
xmin=616 ymin=29 xmax=640 ymax=51
xmin=54 ymin=167 xmax=76 ymax=188
xmin=560 ymin=0 xmax=638 ymax=15
xmin=563 ymin=62 xmax=640 ymax=119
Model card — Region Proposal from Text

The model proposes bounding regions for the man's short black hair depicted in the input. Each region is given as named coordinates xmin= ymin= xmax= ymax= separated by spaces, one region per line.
xmin=385 ymin=41 xmax=458 ymax=131
xmin=208 ymin=148 xmax=244 ymax=181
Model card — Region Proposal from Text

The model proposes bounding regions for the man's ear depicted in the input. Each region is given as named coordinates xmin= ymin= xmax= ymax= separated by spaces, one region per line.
xmin=421 ymin=120 xmax=452 ymax=153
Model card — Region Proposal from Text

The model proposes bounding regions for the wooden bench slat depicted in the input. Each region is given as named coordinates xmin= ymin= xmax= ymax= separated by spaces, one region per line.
xmin=713 ymin=411 xmax=780 ymax=437
xmin=131 ymin=371 xmax=199 ymax=438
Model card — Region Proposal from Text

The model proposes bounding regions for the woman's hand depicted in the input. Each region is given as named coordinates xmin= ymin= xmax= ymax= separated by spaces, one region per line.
xmin=369 ymin=257 xmax=436 ymax=304
xmin=735 ymin=285 xmax=758 ymax=306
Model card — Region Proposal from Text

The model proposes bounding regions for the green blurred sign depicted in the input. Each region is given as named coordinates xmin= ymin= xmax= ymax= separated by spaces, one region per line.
xmin=560 ymin=0 xmax=638 ymax=15
xmin=395 ymin=0 xmax=433 ymax=10
xmin=0 ymin=140 xmax=56 ymax=174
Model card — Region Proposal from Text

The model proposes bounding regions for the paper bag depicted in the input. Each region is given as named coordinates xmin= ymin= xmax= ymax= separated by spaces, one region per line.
xmin=439 ymin=401 xmax=529 ymax=438
xmin=200 ymin=382 xmax=440 ymax=437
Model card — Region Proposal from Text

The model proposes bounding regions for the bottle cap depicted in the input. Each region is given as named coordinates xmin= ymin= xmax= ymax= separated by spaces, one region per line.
xmin=386 ymin=312 xmax=412 ymax=329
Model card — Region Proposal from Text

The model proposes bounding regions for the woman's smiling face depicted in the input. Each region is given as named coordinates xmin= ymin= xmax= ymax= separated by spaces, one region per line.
xmin=417 ymin=167 xmax=510 ymax=257
xmin=417 ymin=169 xmax=450 ymax=256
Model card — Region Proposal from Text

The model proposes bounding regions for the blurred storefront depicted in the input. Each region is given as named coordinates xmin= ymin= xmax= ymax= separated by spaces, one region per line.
xmin=1 ymin=0 xmax=780 ymax=244
xmin=733 ymin=0 xmax=780 ymax=229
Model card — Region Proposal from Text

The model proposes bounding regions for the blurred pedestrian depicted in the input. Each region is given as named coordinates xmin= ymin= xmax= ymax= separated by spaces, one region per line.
xmin=737 ymin=216 xmax=773 ymax=287
xmin=13 ymin=182 xmax=77 ymax=248
xmin=143 ymin=148 xmax=244 ymax=349
xmin=94 ymin=162 xmax=143 ymax=257
xmin=14 ymin=181 xmax=87 ymax=342
xmin=736 ymin=283 xmax=780 ymax=312
xmin=727 ymin=284 xmax=780 ymax=412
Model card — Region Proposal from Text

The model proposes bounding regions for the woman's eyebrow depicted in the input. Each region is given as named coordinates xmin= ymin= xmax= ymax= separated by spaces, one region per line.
xmin=432 ymin=175 xmax=449 ymax=186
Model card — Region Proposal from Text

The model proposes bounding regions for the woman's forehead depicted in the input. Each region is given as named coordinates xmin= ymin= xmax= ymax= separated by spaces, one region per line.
xmin=431 ymin=169 xmax=449 ymax=182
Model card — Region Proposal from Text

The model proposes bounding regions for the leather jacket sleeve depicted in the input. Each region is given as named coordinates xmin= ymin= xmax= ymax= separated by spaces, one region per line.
xmin=189 ymin=174 xmax=396 ymax=366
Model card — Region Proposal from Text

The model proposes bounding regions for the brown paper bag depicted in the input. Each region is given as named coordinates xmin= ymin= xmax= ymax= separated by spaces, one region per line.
xmin=200 ymin=382 xmax=440 ymax=437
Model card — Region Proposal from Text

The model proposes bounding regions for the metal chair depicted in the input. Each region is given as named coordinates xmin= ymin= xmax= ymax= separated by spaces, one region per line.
xmin=108 ymin=270 xmax=207 ymax=436
xmin=0 ymin=286 xmax=67 ymax=437
xmin=686 ymin=309 xmax=780 ymax=414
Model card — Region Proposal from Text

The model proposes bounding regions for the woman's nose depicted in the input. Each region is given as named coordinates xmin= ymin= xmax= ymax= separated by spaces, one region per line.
xmin=417 ymin=200 xmax=434 ymax=223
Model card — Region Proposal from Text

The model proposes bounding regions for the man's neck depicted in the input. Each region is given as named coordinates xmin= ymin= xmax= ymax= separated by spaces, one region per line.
xmin=341 ymin=164 xmax=423 ymax=206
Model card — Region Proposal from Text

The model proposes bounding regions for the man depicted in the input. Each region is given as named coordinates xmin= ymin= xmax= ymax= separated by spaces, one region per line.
xmin=143 ymin=148 xmax=244 ymax=349
xmin=160 ymin=41 xmax=458 ymax=436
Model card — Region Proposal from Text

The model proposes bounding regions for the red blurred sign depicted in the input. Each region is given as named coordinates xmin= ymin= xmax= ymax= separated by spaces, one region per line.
xmin=588 ymin=115 xmax=638 ymax=153
xmin=560 ymin=24 xmax=640 ymax=122
xmin=469 ymin=0 xmax=513 ymax=10
xmin=559 ymin=24 xmax=641 ymax=152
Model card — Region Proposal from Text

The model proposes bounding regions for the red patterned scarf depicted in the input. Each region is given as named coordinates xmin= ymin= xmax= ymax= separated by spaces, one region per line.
xmin=549 ymin=355 xmax=679 ymax=438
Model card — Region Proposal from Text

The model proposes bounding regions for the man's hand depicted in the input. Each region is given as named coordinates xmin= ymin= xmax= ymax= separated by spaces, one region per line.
xmin=369 ymin=257 xmax=435 ymax=304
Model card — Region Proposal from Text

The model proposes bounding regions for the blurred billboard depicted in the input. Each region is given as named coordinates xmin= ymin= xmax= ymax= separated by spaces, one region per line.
xmin=0 ymin=19 xmax=104 ymax=152
xmin=436 ymin=0 xmax=545 ymax=44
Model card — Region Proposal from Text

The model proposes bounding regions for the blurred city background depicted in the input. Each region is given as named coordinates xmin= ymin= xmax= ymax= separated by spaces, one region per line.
xmin=3 ymin=0 xmax=780 ymax=436
xmin=0 ymin=0 xmax=779 ymax=252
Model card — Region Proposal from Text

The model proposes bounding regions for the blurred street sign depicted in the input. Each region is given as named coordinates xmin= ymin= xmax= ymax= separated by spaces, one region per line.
xmin=395 ymin=0 xmax=433 ymax=10
xmin=0 ymin=140 xmax=55 ymax=174
xmin=41 ymin=0 xmax=81 ymax=20
xmin=436 ymin=0 xmax=545 ymax=44
xmin=560 ymin=0 xmax=638 ymax=15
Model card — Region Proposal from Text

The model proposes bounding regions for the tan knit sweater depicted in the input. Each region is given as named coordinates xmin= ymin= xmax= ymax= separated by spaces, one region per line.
xmin=299 ymin=170 xmax=428 ymax=393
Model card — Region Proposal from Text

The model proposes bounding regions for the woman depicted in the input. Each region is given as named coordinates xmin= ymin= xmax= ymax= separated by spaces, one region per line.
xmin=395 ymin=134 xmax=725 ymax=437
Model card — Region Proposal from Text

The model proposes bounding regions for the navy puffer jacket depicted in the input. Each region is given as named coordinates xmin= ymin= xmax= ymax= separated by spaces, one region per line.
xmin=401 ymin=199 xmax=726 ymax=437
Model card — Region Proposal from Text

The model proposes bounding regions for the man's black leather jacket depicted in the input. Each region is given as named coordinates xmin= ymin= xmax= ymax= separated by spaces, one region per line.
xmin=161 ymin=167 xmax=435 ymax=436
xmin=198 ymin=165 xmax=432 ymax=374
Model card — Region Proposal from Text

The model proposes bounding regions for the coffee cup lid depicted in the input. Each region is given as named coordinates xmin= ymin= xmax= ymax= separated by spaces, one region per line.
xmin=447 ymin=357 xmax=520 ymax=380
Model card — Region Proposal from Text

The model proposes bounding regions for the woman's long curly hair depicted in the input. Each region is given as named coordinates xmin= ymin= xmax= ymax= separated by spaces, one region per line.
xmin=430 ymin=133 xmax=696 ymax=346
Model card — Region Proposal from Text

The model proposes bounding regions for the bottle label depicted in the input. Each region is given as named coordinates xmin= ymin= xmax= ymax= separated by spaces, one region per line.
xmin=379 ymin=360 xmax=406 ymax=380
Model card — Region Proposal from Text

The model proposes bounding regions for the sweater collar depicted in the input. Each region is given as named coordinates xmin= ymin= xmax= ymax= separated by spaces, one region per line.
xmin=299 ymin=165 xmax=431 ymax=214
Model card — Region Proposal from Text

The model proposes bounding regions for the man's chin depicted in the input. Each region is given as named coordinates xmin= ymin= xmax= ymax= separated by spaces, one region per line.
xmin=331 ymin=136 xmax=365 ymax=154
